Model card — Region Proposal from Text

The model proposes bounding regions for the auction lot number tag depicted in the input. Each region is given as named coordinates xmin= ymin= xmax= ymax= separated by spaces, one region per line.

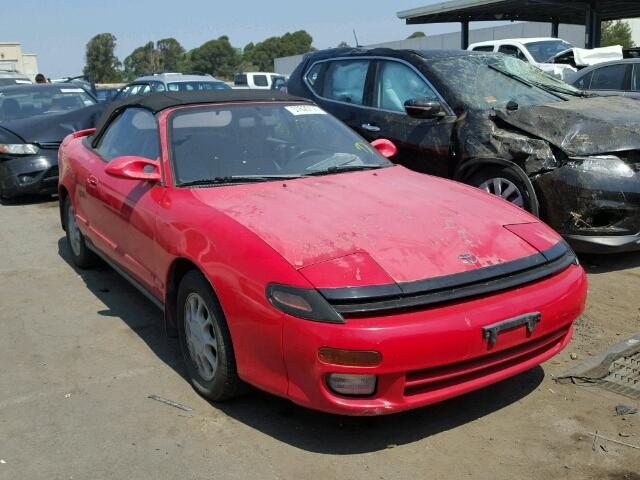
xmin=285 ymin=105 xmax=326 ymax=116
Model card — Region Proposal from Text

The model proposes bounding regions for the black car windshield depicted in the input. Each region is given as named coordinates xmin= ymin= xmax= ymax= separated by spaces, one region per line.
xmin=429 ymin=54 xmax=582 ymax=110
xmin=170 ymin=103 xmax=390 ymax=185
xmin=167 ymin=81 xmax=231 ymax=91
xmin=0 ymin=86 xmax=96 ymax=121
xmin=525 ymin=40 xmax=573 ymax=63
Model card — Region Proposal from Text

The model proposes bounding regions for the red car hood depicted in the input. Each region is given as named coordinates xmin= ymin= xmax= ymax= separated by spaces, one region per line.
xmin=192 ymin=166 xmax=545 ymax=284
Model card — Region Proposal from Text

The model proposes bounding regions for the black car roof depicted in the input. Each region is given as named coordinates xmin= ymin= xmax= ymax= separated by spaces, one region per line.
xmin=302 ymin=47 xmax=482 ymax=62
xmin=94 ymin=90 xmax=311 ymax=139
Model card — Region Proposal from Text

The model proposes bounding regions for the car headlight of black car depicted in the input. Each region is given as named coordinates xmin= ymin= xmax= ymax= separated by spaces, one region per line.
xmin=568 ymin=155 xmax=634 ymax=178
xmin=0 ymin=143 xmax=40 ymax=156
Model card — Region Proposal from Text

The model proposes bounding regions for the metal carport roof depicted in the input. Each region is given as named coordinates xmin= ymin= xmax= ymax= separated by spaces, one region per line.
xmin=397 ymin=0 xmax=640 ymax=48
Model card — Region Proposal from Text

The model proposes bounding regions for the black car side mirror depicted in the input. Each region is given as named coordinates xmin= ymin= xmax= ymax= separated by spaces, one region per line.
xmin=404 ymin=98 xmax=446 ymax=119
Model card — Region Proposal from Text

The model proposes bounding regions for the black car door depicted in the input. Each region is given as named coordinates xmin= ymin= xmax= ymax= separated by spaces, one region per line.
xmin=361 ymin=59 xmax=456 ymax=177
xmin=304 ymin=58 xmax=374 ymax=138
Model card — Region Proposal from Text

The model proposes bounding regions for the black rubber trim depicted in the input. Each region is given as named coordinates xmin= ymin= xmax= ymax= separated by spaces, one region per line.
xmin=319 ymin=242 xmax=575 ymax=315
xmin=320 ymin=242 xmax=569 ymax=302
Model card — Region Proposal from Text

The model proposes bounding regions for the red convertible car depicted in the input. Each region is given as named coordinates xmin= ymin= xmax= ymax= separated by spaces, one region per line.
xmin=58 ymin=91 xmax=587 ymax=415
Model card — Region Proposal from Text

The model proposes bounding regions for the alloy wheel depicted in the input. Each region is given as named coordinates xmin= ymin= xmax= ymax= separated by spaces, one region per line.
xmin=478 ymin=177 xmax=525 ymax=207
xmin=184 ymin=292 xmax=218 ymax=381
xmin=67 ymin=203 xmax=82 ymax=257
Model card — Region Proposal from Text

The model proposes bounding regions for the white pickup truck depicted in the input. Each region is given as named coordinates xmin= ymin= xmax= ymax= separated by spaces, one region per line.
xmin=468 ymin=38 xmax=622 ymax=80
xmin=233 ymin=72 xmax=281 ymax=89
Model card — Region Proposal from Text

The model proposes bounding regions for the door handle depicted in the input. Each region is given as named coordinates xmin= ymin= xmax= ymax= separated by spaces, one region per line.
xmin=361 ymin=123 xmax=381 ymax=132
xmin=482 ymin=312 xmax=541 ymax=347
xmin=87 ymin=175 xmax=98 ymax=188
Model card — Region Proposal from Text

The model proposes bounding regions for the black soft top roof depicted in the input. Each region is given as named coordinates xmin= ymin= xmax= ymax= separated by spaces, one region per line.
xmin=95 ymin=90 xmax=310 ymax=135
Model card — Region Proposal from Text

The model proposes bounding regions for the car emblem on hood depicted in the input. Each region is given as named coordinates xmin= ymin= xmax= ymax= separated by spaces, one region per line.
xmin=458 ymin=253 xmax=478 ymax=265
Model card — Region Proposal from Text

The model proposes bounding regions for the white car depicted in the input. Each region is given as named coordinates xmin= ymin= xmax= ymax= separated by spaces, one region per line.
xmin=233 ymin=72 xmax=280 ymax=89
xmin=468 ymin=38 xmax=622 ymax=80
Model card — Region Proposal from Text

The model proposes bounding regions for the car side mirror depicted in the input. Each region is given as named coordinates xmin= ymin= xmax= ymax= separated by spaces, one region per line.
xmin=404 ymin=98 xmax=446 ymax=119
xmin=105 ymin=156 xmax=161 ymax=182
xmin=371 ymin=139 xmax=397 ymax=158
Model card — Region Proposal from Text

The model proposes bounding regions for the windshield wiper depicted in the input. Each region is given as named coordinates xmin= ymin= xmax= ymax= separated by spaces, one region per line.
xmin=179 ymin=175 xmax=302 ymax=187
xmin=305 ymin=165 xmax=386 ymax=176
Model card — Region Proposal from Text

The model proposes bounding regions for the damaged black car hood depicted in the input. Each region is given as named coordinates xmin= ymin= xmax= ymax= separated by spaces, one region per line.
xmin=494 ymin=96 xmax=640 ymax=156
xmin=0 ymin=104 xmax=104 ymax=144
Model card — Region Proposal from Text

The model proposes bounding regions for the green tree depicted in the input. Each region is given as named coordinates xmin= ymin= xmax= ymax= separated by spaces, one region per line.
xmin=157 ymin=38 xmax=186 ymax=71
xmin=243 ymin=30 xmax=314 ymax=71
xmin=123 ymin=42 xmax=159 ymax=80
xmin=83 ymin=33 xmax=122 ymax=83
xmin=337 ymin=41 xmax=351 ymax=48
xmin=189 ymin=36 xmax=242 ymax=79
xmin=407 ymin=31 xmax=426 ymax=39
xmin=601 ymin=20 xmax=635 ymax=48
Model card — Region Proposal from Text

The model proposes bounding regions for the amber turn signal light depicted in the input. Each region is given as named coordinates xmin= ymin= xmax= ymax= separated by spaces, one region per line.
xmin=318 ymin=347 xmax=381 ymax=367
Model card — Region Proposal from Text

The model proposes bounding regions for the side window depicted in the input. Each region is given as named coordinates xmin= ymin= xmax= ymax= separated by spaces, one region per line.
xmin=151 ymin=82 xmax=166 ymax=92
xmin=590 ymin=64 xmax=628 ymax=90
xmin=374 ymin=61 xmax=439 ymax=113
xmin=574 ymin=71 xmax=593 ymax=90
xmin=499 ymin=45 xmax=527 ymax=62
xmin=118 ymin=85 xmax=136 ymax=99
xmin=632 ymin=64 xmax=640 ymax=91
xmin=253 ymin=75 xmax=268 ymax=87
xmin=95 ymin=108 xmax=160 ymax=162
xmin=305 ymin=62 xmax=323 ymax=90
xmin=323 ymin=60 xmax=369 ymax=105
xmin=472 ymin=46 xmax=495 ymax=52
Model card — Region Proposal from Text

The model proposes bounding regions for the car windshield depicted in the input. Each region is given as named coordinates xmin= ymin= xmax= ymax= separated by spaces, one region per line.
xmin=167 ymin=81 xmax=231 ymax=91
xmin=429 ymin=54 xmax=583 ymax=110
xmin=0 ymin=87 xmax=96 ymax=121
xmin=170 ymin=103 xmax=391 ymax=185
xmin=525 ymin=40 xmax=573 ymax=63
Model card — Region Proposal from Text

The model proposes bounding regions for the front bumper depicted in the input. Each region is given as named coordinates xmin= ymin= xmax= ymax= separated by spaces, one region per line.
xmin=0 ymin=147 xmax=59 ymax=198
xmin=282 ymin=264 xmax=586 ymax=416
xmin=534 ymin=162 xmax=640 ymax=253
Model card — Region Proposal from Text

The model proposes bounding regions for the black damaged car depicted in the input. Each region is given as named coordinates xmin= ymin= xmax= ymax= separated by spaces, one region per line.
xmin=0 ymin=84 xmax=103 ymax=200
xmin=288 ymin=48 xmax=640 ymax=253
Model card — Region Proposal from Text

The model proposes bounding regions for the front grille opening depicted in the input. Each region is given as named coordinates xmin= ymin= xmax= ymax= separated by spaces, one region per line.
xmin=404 ymin=326 xmax=569 ymax=397
xmin=43 ymin=166 xmax=59 ymax=179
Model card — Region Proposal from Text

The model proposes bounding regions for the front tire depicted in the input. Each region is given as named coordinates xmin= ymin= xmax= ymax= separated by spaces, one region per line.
xmin=177 ymin=270 xmax=241 ymax=402
xmin=64 ymin=197 xmax=97 ymax=268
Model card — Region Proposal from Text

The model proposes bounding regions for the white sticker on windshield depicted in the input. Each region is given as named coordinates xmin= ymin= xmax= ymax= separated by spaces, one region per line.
xmin=60 ymin=88 xmax=84 ymax=93
xmin=285 ymin=105 xmax=326 ymax=116
xmin=15 ymin=80 xmax=31 ymax=84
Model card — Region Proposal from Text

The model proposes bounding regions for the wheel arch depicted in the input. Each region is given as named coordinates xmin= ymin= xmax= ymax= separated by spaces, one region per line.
xmin=164 ymin=257 xmax=202 ymax=337
xmin=58 ymin=185 xmax=69 ymax=231
xmin=455 ymin=157 xmax=540 ymax=217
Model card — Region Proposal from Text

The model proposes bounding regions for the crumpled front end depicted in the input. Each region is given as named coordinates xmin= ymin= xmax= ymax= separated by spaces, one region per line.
xmin=0 ymin=145 xmax=59 ymax=199
xmin=534 ymin=152 xmax=640 ymax=253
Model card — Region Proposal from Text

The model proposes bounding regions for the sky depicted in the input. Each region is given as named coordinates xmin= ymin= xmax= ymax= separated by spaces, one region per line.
xmin=4 ymin=0 xmax=480 ymax=78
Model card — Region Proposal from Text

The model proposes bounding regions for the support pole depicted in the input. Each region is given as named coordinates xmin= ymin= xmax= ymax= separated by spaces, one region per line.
xmin=461 ymin=20 xmax=469 ymax=49
xmin=551 ymin=20 xmax=559 ymax=38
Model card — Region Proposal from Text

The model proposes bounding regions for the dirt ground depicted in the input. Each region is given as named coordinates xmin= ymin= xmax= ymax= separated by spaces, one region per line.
xmin=0 ymin=198 xmax=639 ymax=480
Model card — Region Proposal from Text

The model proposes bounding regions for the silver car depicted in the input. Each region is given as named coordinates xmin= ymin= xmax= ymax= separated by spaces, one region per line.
xmin=571 ymin=58 xmax=640 ymax=99
xmin=114 ymin=73 xmax=230 ymax=101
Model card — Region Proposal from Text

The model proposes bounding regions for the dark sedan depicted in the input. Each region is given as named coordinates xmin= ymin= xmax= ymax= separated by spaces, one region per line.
xmin=288 ymin=48 xmax=640 ymax=253
xmin=0 ymin=84 xmax=103 ymax=200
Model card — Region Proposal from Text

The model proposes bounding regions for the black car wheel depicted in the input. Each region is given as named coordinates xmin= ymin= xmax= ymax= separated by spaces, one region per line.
xmin=468 ymin=166 xmax=535 ymax=213
xmin=64 ymin=197 xmax=97 ymax=268
xmin=177 ymin=270 xmax=242 ymax=402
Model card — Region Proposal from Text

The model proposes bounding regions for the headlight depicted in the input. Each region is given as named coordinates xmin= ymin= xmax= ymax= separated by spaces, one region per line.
xmin=568 ymin=155 xmax=634 ymax=178
xmin=0 ymin=143 xmax=39 ymax=155
xmin=266 ymin=284 xmax=344 ymax=323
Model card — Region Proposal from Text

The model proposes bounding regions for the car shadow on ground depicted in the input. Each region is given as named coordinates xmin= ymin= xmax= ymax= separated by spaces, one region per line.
xmin=57 ymin=237 xmax=186 ymax=378
xmin=57 ymin=236 xmax=545 ymax=454
xmin=579 ymin=251 xmax=640 ymax=274
xmin=1 ymin=193 xmax=57 ymax=206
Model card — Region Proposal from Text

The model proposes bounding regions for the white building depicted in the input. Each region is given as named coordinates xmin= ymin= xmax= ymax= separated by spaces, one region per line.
xmin=0 ymin=42 xmax=39 ymax=80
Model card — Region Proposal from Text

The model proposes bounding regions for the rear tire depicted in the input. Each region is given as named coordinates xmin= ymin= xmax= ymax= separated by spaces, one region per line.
xmin=177 ymin=270 xmax=241 ymax=402
xmin=64 ymin=197 xmax=97 ymax=268
xmin=468 ymin=165 xmax=535 ymax=214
